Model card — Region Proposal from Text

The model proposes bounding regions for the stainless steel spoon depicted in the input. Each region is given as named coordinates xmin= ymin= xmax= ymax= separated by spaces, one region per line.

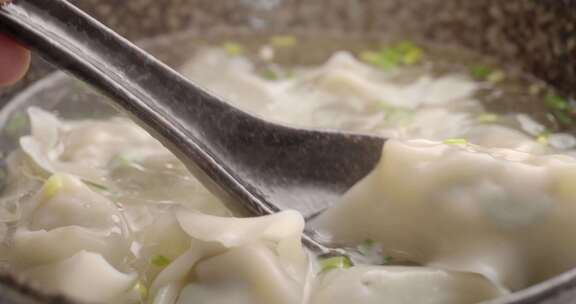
xmin=0 ymin=0 xmax=385 ymax=257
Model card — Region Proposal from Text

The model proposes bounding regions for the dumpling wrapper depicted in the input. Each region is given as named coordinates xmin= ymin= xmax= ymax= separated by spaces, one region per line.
xmin=182 ymin=244 xmax=304 ymax=304
xmin=316 ymin=139 xmax=576 ymax=290
xmin=150 ymin=210 xmax=309 ymax=304
xmin=19 ymin=107 xmax=165 ymax=182
xmin=311 ymin=266 xmax=507 ymax=304
xmin=22 ymin=251 xmax=136 ymax=303
xmin=176 ymin=208 xmax=304 ymax=248
xmin=30 ymin=173 xmax=120 ymax=231
xmin=10 ymin=226 xmax=127 ymax=269
xmin=176 ymin=208 xmax=307 ymax=280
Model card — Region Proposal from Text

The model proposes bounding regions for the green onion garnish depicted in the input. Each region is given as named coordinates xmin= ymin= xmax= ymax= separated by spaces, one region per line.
xmin=477 ymin=112 xmax=499 ymax=123
xmin=546 ymin=94 xmax=570 ymax=111
xmin=537 ymin=134 xmax=549 ymax=145
xmin=270 ymin=35 xmax=297 ymax=48
xmin=4 ymin=113 xmax=28 ymax=137
xmin=319 ymin=256 xmax=353 ymax=272
xmin=82 ymin=180 xmax=108 ymax=191
xmin=260 ymin=68 xmax=279 ymax=80
xmin=555 ymin=110 xmax=574 ymax=125
xmin=41 ymin=175 xmax=64 ymax=200
xmin=357 ymin=239 xmax=376 ymax=254
xmin=133 ymin=281 xmax=147 ymax=299
xmin=150 ymin=255 xmax=171 ymax=267
xmin=222 ymin=42 xmax=243 ymax=56
xmin=470 ymin=65 xmax=492 ymax=79
xmin=382 ymin=255 xmax=394 ymax=265
xmin=443 ymin=138 xmax=467 ymax=145
xmin=396 ymin=41 xmax=422 ymax=65
xmin=487 ymin=70 xmax=506 ymax=83
xmin=529 ymin=84 xmax=542 ymax=95
xmin=360 ymin=41 xmax=423 ymax=70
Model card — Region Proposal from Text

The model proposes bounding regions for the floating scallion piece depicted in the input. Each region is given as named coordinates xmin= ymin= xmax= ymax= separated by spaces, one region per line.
xmin=360 ymin=41 xmax=423 ymax=70
xmin=133 ymin=281 xmax=148 ymax=299
xmin=357 ymin=239 xmax=376 ymax=254
xmin=443 ymin=138 xmax=467 ymax=145
xmin=529 ymin=84 xmax=542 ymax=95
xmin=537 ymin=134 xmax=549 ymax=145
xmin=382 ymin=255 xmax=394 ymax=265
xmin=487 ymin=70 xmax=506 ymax=83
xmin=470 ymin=65 xmax=492 ymax=79
xmin=470 ymin=65 xmax=506 ymax=83
xmin=270 ymin=35 xmax=297 ymax=48
xmin=546 ymin=94 xmax=570 ymax=111
xmin=477 ymin=112 xmax=499 ymax=123
xmin=41 ymin=175 xmax=64 ymax=200
xmin=396 ymin=41 xmax=422 ymax=65
xmin=150 ymin=255 xmax=171 ymax=267
xmin=379 ymin=102 xmax=414 ymax=125
xmin=82 ymin=180 xmax=108 ymax=191
xmin=555 ymin=110 xmax=574 ymax=125
xmin=319 ymin=256 xmax=352 ymax=272
xmin=109 ymin=153 xmax=145 ymax=171
xmin=4 ymin=112 xmax=28 ymax=137
xmin=109 ymin=154 xmax=133 ymax=168
xmin=222 ymin=42 xmax=243 ymax=56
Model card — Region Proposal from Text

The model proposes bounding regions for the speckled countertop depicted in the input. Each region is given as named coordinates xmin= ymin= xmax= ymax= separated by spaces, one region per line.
xmin=1 ymin=0 xmax=575 ymax=101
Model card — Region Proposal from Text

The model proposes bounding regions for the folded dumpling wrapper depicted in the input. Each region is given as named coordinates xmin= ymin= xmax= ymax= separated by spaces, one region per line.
xmin=316 ymin=139 xmax=576 ymax=290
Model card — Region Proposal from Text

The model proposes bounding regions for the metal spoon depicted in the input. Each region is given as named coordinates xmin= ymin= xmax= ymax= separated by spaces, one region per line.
xmin=0 ymin=0 xmax=385 ymax=257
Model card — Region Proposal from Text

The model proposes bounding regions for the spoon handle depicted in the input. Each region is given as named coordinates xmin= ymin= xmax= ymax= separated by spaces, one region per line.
xmin=0 ymin=0 xmax=336 ymax=255
xmin=0 ymin=0 xmax=268 ymax=214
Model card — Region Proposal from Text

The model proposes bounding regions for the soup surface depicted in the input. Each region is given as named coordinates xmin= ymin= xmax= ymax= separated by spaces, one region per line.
xmin=1 ymin=36 xmax=575 ymax=304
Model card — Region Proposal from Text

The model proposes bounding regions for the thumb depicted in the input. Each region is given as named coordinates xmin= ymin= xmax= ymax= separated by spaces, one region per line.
xmin=0 ymin=33 xmax=31 ymax=87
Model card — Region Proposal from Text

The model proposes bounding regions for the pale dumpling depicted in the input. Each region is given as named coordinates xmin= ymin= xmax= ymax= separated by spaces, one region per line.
xmin=22 ymin=251 xmax=136 ymax=303
xmin=311 ymin=266 xmax=507 ymax=304
xmin=316 ymin=139 xmax=576 ymax=290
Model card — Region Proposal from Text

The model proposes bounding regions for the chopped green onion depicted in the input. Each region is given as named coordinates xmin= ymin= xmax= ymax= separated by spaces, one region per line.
xmin=109 ymin=154 xmax=133 ymax=168
xmin=41 ymin=175 xmax=64 ymax=200
xmin=133 ymin=281 xmax=147 ymax=299
xmin=270 ymin=35 xmax=297 ymax=48
xmin=4 ymin=113 xmax=28 ymax=137
xmin=382 ymin=255 xmax=394 ymax=265
xmin=109 ymin=154 xmax=145 ymax=171
xmin=546 ymin=94 xmax=570 ymax=111
xmin=555 ymin=110 xmax=574 ymax=125
xmin=360 ymin=51 xmax=381 ymax=65
xmin=260 ymin=68 xmax=279 ymax=80
xmin=150 ymin=255 xmax=171 ymax=267
xmin=470 ymin=65 xmax=492 ymax=79
xmin=82 ymin=180 xmax=108 ymax=191
xmin=377 ymin=47 xmax=402 ymax=70
xmin=362 ymin=239 xmax=375 ymax=247
xmin=487 ymin=70 xmax=506 ymax=83
xmin=359 ymin=41 xmax=423 ymax=71
xmin=379 ymin=102 xmax=414 ymax=124
xmin=529 ymin=84 xmax=542 ymax=95
xmin=443 ymin=138 xmax=467 ymax=145
xmin=222 ymin=42 xmax=243 ymax=56
xmin=395 ymin=41 xmax=422 ymax=65
xmin=357 ymin=239 xmax=376 ymax=254
xmin=319 ymin=256 xmax=353 ymax=272
xmin=537 ymin=134 xmax=548 ymax=145
xmin=285 ymin=70 xmax=296 ymax=80
xmin=477 ymin=112 xmax=499 ymax=123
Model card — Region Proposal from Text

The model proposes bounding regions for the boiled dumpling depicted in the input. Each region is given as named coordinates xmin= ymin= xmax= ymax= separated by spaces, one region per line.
xmin=311 ymin=266 xmax=507 ymax=304
xmin=315 ymin=139 xmax=576 ymax=290
xmin=22 ymin=251 xmax=136 ymax=303
xmin=29 ymin=173 xmax=119 ymax=231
